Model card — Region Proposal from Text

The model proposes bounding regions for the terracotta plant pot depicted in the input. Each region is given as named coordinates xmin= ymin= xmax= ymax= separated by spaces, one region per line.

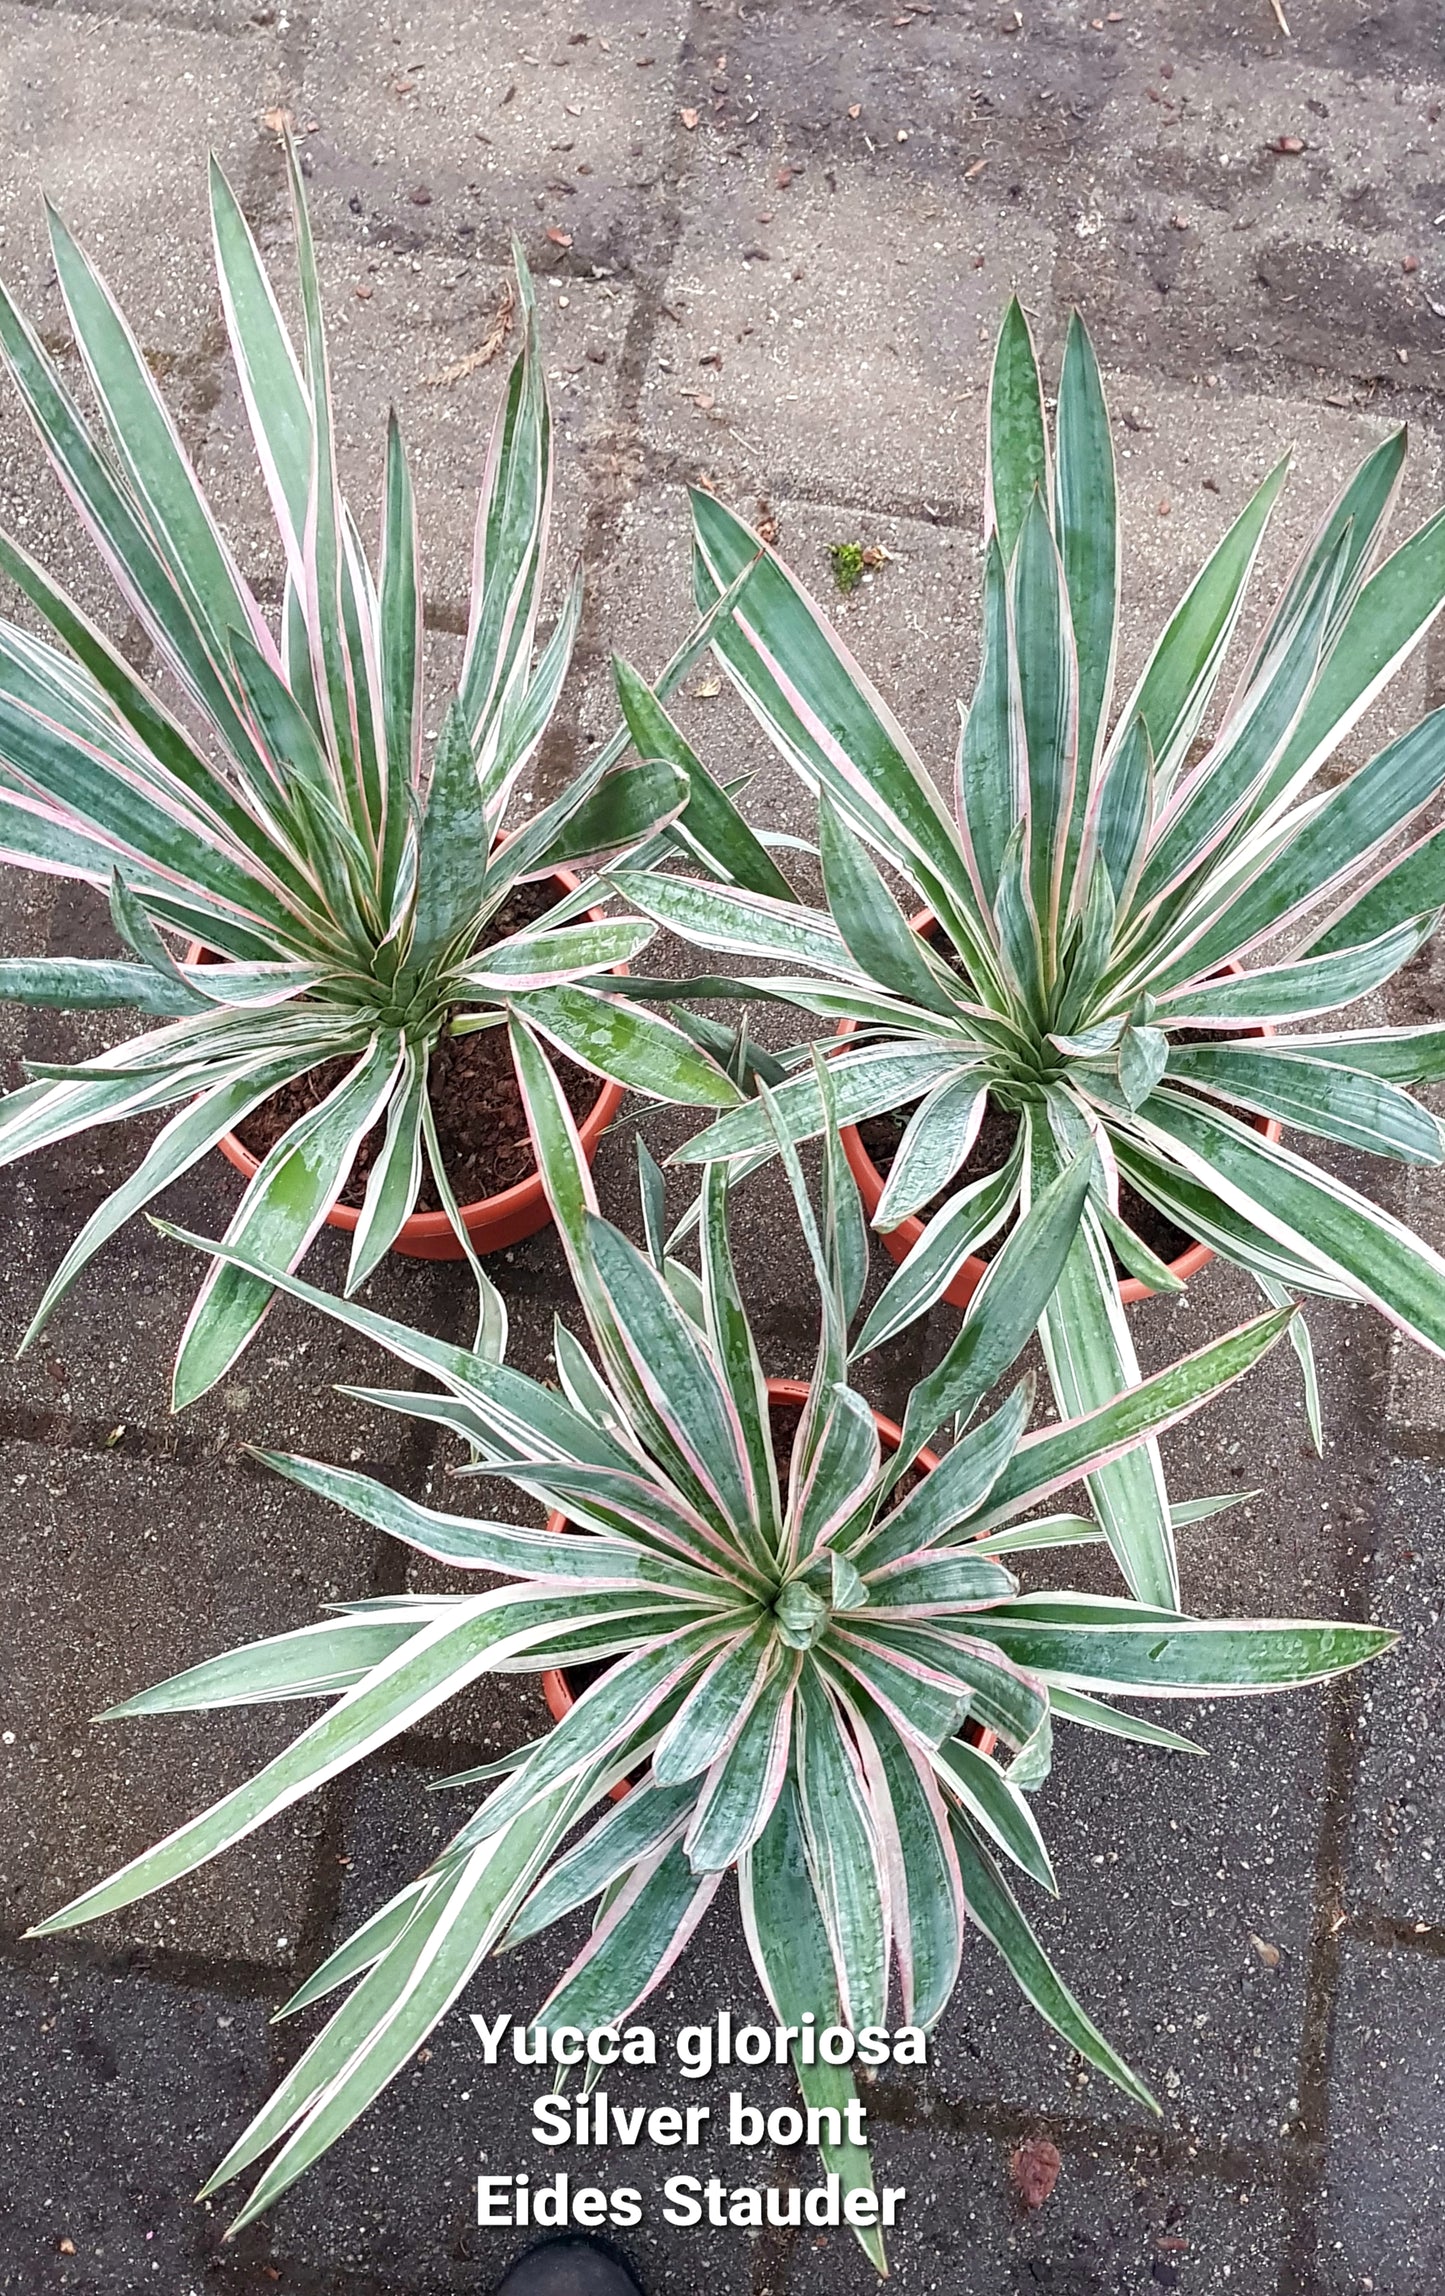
xmin=542 ymin=1375 xmax=996 ymax=1795
xmin=191 ymin=867 xmax=624 ymax=1263
xmin=838 ymin=912 xmax=1281 ymax=1312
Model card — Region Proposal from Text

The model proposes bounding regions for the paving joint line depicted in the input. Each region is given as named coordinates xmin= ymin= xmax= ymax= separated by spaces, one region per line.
xmin=1379 ymin=1423 xmax=1445 ymax=1463
xmin=1338 ymin=1906 xmax=1445 ymax=1958
xmin=0 ymin=0 xmax=272 ymax=32
xmin=1276 ymin=1309 xmax=1396 ymax=2296
xmin=0 ymin=1924 xmax=290 ymax=2002
xmin=209 ymin=2255 xmax=405 ymax=2295
xmin=0 ymin=1404 xmax=405 ymax=1474
xmin=867 ymin=2082 xmax=1296 ymax=2188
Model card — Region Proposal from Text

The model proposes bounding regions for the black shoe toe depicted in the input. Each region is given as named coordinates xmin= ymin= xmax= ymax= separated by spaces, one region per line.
xmin=494 ymin=2235 xmax=644 ymax=2296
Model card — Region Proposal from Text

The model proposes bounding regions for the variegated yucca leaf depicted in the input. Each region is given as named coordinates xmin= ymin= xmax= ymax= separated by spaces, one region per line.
xmin=0 ymin=142 xmax=777 ymax=1402
xmin=30 ymin=1071 xmax=1391 ymax=2269
xmin=645 ymin=300 xmax=1445 ymax=1608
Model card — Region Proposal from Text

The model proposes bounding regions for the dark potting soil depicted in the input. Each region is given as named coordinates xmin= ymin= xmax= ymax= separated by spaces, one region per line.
xmin=233 ymin=880 xmax=601 ymax=1212
xmin=853 ymin=1094 xmax=1194 ymax=1271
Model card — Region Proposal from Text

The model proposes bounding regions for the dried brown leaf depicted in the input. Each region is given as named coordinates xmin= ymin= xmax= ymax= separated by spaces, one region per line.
xmin=1010 ymin=2137 xmax=1061 ymax=2210
xmin=425 ymin=278 xmax=516 ymax=387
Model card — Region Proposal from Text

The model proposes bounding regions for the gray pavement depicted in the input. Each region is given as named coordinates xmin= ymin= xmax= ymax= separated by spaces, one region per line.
xmin=1 ymin=1 xmax=1443 ymax=2291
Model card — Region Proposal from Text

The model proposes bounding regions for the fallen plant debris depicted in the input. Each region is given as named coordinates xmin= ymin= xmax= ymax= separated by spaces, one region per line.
xmin=425 ymin=276 xmax=516 ymax=385
xmin=1010 ymin=2136 xmax=1062 ymax=2209
xmin=1250 ymin=1934 xmax=1282 ymax=1969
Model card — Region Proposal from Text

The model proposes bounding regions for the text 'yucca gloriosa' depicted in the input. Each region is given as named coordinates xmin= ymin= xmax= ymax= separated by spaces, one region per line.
xmin=28 ymin=1041 xmax=1391 ymax=2268
xmin=616 ymin=300 xmax=1445 ymax=1612
xmin=0 ymin=142 xmax=756 ymax=1406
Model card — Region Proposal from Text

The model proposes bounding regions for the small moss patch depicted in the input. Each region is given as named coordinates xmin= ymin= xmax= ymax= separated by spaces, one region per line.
xmin=828 ymin=540 xmax=866 ymax=595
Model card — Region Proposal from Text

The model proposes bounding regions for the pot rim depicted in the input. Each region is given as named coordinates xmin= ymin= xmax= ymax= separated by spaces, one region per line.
xmin=838 ymin=909 xmax=1280 ymax=1305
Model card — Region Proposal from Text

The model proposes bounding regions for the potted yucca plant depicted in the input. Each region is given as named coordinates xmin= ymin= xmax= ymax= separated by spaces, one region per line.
xmin=27 ymin=1041 xmax=1392 ymax=2269
xmin=611 ymin=300 xmax=1445 ymax=1611
xmin=0 ymin=142 xmax=786 ymax=1405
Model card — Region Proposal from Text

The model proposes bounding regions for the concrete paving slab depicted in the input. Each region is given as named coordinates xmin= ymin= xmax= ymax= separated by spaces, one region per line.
xmin=296 ymin=0 xmax=690 ymax=275
xmin=1347 ymin=1459 xmax=1445 ymax=1931
xmin=639 ymin=163 xmax=1049 ymax=510
xmin=708 ymin=0 xmax=1444 ymax=395
xmin=1127 ymin=1253 xmax=1377 ymax=1623
xmin=0 ymin=19 xmax=287 ymax=309
xmin=0 ymin=1145 xmax=452 ymax=1463
xmin=925 ymin=1691 xmax=1332 ymax=2155
xmin=1 ymin=1438 xmax=374 ymax=1965
xmin=1316 ymin=1938 xmax=1445 ymax=2296
xmin=0 ymin=1956 xmax=270 ymax=2296
xmin=772 ymin=2124 xmax=1287 ymax=2296
xmin=1048 ymin=49 xmax=1445 ymax=393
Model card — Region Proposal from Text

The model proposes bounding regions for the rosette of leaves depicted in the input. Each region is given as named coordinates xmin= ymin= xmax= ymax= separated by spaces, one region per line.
xmin=0 ymin=141 xmax=766 ymax=1405
xmin=28 ymin=1048 xmax=1391 ymax=2266
xmin=612 ymin=300 xmax=1445 ymax=1610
